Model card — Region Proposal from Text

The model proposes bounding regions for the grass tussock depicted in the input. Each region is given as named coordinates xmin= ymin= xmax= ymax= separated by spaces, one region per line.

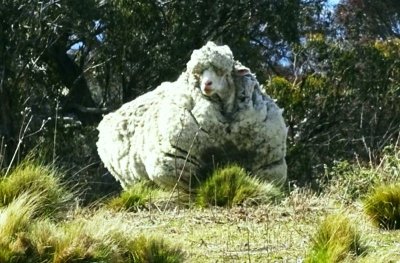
xmin=0 ymin=193 xmax=41 ymax=262
xmin=306 ymin=213 xmax=365 ymax=263
xmin=50 ymin=212 xmax=184 ymax=262
xmin=126 ymin=235 xmax=186 ymax=263
xmin=195 ymin=164 xmax=282 ymax=208
xmin=364 ymin=183 xmax=400 ymax=230
xmin=0 ymin=207 xmax=185 ymax=262
xmin=106 ymin=180 xmax=168 ymax=211
xmin=0 ymin=159 xmax=72 ymax=215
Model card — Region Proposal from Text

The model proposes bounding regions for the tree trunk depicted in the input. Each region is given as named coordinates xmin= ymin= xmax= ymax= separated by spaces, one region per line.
xmin=0 ymin=79 xmax=16 ymax=168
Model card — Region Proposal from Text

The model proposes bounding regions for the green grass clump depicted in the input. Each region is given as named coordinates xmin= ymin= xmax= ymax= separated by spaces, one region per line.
xmin=126 ymin=235 xmax=186 ymax=263
xmin=364 ymin=183 xmax=400 ymax=229
xmin=195 ymin=164 xmax=282 ymax=208
xmin=107 ymin=180 xmax=167 ymax=211
xmin=0 ymin=159 xmax=72 ymax=215
xmin=306 ymin=213 xmax=365 ymax=263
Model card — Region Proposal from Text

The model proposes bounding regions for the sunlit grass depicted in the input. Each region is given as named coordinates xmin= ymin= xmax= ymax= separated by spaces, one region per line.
xmin=1 ymin=149 xmax=400 ymax=261
xmin=123 ymin=235 xmax=186 ymax=263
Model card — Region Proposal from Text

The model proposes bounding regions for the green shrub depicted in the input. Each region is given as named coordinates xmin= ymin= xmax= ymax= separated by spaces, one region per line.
xmin=195 ymin=164 xmax=282 ymax=208
xmin=107 ymin=180 xmax=167 ymax=211
xmin=364 ymin=183 xmax=400 ymax=230
xmin=306 ymin=213 xmax=365 ymax=263
xmin=0 ymin=159 xmax=72 ymax=216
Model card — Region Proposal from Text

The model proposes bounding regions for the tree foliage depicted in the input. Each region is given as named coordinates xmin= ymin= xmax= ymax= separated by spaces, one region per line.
xmin=335 ymin=0 xmax=400 ymax=40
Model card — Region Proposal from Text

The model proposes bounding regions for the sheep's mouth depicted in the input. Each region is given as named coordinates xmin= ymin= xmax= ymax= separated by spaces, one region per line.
xmin=203 ymin=87 xmax=213 ymax=95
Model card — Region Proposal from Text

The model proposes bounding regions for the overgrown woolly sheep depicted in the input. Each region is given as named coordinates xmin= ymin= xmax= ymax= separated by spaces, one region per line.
xmin=97 ymin=41 xmax=287 ymax=190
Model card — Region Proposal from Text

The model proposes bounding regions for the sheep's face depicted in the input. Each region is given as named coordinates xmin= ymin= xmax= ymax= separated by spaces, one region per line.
xmin=200 ymin=68 xmax=229 ymax=97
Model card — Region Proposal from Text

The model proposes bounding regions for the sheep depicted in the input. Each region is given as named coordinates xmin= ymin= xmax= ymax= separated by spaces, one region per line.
xmin=97 ymin=41 xmax=287 ymax=190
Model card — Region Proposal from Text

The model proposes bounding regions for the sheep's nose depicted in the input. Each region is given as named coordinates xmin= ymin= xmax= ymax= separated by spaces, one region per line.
xmin=205 ymin=80 xmax=213 ymax=86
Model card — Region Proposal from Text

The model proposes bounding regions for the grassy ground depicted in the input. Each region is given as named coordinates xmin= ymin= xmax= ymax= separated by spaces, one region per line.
xmin=93 ymin=188 xmax=400 ymax=262
xmin=103 ymin=194 xmax=324 ymax=262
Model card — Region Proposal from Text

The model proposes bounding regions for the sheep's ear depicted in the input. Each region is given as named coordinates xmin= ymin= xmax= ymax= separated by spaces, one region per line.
xmin=235 ymin=68 xmax=250 ymax=76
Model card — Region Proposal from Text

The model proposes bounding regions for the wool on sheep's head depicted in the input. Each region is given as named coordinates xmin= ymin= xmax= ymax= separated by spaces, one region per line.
xmin=186 ymin=41 xmax=235 ymax=75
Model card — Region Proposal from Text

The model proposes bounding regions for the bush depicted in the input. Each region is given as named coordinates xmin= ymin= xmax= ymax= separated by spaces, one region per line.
xmin=306 ymin=213 xmax=365 ymax=263
xmin=0 ymin=159 xmax=72 ymax=216
xmin=364 ymin=183 xmax=400 ymax=230
xmin=195 ymin=164 xmax=282 ymax=208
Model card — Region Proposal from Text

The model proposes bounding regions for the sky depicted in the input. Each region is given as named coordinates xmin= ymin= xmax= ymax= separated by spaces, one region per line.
xmin=327 ymin=0 xmax=340 ymax=7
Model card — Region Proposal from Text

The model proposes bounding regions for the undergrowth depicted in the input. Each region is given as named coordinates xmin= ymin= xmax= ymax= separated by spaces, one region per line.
xmin=326 ymin=145 xmax=400 ymax=200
